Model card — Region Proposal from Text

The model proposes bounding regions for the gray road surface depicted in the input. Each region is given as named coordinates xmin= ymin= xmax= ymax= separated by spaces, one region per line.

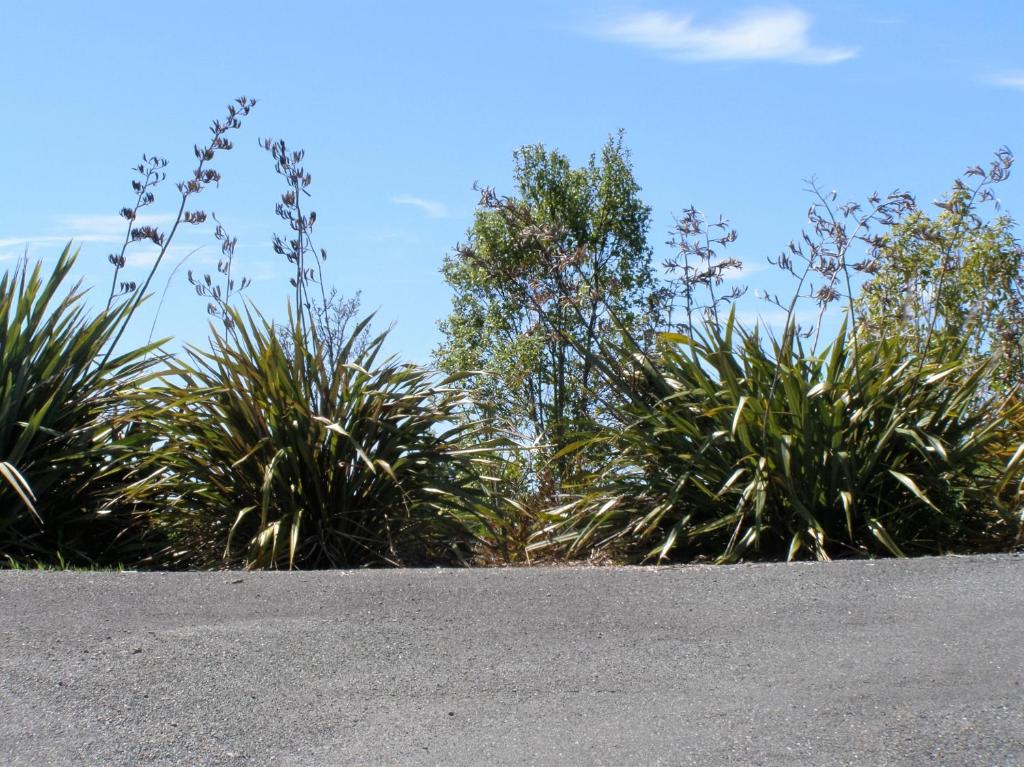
xmin=1 ymin=554 xmax=1022 ymax=766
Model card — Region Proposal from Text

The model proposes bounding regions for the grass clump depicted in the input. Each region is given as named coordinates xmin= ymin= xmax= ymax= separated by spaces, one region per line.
xmin=543 ymin=314 xmax=1024 ymax=563
xmin=0 ymin=246 xmax=163 ymax=567
xmin=130 ymin=309 xmax=493 ymax=569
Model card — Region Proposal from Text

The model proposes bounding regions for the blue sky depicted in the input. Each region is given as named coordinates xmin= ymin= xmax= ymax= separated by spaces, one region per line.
xmin=2 ymin=1 xmax=1022 ymax=363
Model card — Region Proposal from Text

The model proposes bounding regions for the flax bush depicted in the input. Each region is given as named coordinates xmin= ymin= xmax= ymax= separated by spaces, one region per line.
xmin=541 ymin=312 xmax=1024 ymax=562
xmin=128 ymin=307 xmax=495 ymax=569
xmin=0 ymin=246 xmax=163 ymax=566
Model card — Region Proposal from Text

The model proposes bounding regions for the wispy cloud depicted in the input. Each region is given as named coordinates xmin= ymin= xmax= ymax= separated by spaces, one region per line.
xmin=246 ymin=261 xmax=279 ymax=282
xmin=61 ymin=213 xmax=176 ymax=239
xmin=391 ymin=195 xmax=448 ymax=218
xmin=0 ymin=213 xmax=177 ymax=251
xmin=0 ymin=235 xmax=83 ymax=249
xmin=364 ymin=229 xmax=420 ymax=245
xmin=989 ymin=71 xmax=1024 ymax=90
xmin=122 ymin=247 xmax=163 ymax=269
xmin=594 ymin=7 xmax=856 ymax=65
xmin=724 ymin=261 xmax=768 ymax=282
xmin=733 ymin=308 xmax=794 ymax=328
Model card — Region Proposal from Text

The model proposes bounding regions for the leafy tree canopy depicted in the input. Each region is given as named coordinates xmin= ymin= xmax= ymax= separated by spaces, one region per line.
xmin=436 ymin=132 xmax=659 ymax=495
xmin=857 ymin=169 xmax=1024 ymax=392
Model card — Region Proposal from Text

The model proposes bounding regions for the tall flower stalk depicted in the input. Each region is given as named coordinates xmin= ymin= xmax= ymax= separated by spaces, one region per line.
xmin=101 ymin=97 xmax=255 ymax=364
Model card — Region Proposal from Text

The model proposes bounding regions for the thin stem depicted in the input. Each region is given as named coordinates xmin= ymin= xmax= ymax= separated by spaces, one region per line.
xmin=293 ymin=175 xmax=305 ymax=337
xmin=106 ymin=161 xmax=163 ymax=311
xmin=761 ymin=257 xmax=814 ymax=445
xmin=918 ymin=182 xmax=984 ymax=367
xmin=148 ymin=246 xmax=203 ymax=347
xmin=100 ymin=189 xmax=192 ymax=368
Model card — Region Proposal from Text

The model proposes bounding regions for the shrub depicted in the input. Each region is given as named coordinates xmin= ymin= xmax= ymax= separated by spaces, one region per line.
xmin=856 ymin=149 xmax=1024 ymax=394
xmin=130 ymin=306 xmax=494 ymax=569
xmin=0 ymin=246 xmax=162 ymax=566
xmin=543 ymin=312 xmax=1024 ymax=562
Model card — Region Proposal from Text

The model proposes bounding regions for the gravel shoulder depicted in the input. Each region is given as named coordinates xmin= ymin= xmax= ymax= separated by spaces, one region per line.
xmin=2 ymin=554 xmax=1022 ymax=766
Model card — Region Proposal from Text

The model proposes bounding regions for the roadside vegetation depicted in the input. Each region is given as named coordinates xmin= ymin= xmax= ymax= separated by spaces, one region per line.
xmin=2 ymin=98 xmax=1022 ymax=569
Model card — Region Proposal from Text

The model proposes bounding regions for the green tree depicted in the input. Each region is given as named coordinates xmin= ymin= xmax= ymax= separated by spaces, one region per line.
xmin=436 ymin=133 xmax=659 ymax=499
xmin=856 ymin=152 xmax=1024 ymax=392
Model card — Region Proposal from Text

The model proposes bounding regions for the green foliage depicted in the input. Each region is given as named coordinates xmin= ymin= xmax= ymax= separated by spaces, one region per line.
xmin=544 ymin=312 xmax=1024 ymax=563
xmin=5 ymin=120 xmax=1024 ymax=571
xmin=130 ymin=307 xmax=493 ymax=569
xmin=436 ymin=132 xmax=659 ymax=496
xmin=856 ymin=166 xmax=1024 ymax=392
xmin=0 ymin=246 xmax=162 ymax=566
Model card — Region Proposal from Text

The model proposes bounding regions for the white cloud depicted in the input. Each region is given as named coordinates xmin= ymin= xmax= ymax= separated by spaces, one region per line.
xmin=0 ymin=213 xmax=177 ymax=251
xmin=246 ymin=261 xmax=279 ymax=282
xmin=0 ymin=235 xmax=81 ymax=249
xmin=724 ymin=261 xmax=768 ymax=282
xmin=123 ymin=248 xmax=162 ymax=269
xmin=595 ymin=7 xmax=856 ymax=65
xmin=990 ymin=71 xmax=1024 ymax=90
xmin=123 ymin=243 xmax=210 ymax=270
xmin=61 ymin=213 xmax=176 ymax=238
xmin=391 ymin=195 xmax=448 ymax=218
xmin=364 ymin=229 xmax=420 ymax=245
xmin=733 ymin=308 xmax=794 ymax=327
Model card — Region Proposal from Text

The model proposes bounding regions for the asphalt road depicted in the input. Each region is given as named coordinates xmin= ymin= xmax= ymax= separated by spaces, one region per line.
xmin=1 ymin=554 xmax=1022 ymax=766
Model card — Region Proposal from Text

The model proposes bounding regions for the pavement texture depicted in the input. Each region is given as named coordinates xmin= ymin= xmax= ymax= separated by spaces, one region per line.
xmin=1 ymin=554 xmax=1022 ymax=767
